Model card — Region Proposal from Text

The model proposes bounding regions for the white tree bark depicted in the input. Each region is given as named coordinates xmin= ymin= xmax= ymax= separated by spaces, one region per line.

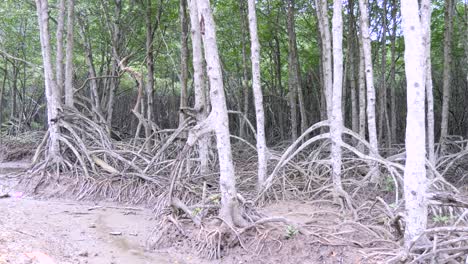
xmin=389 ymin=0 xmax=397 ymax=144
xmin=179 ymin=0 xmax=189 ymax=126
xmin=55 ymin=0 xmax=66 ymax=100
xmin=331 ymin=0 xmax=344 ymax=197
xmin=195 ymin=0 xmax=245 ymax=226
xmin=358 ymin=41 xmax=366 ymax=144
xmin=189 ymin=0 xmax=209 ymax=176
xmin=64 ymin=0 xmax=75 ymax=108
xmin=35 ymin=0 xmax=62 ymax=160
xmin=358 ymin=0 xmax=378 ymax=155
xmin=440 ymin=0 xmax=455 ymax=148
xmin=401 ymin=0 xmax=428 ymax=247
xmin=247 ymin=0 xmax=268 ymax=192
xmin=315 ymin=0 xmax=333 ymax=120
xmin=421 ymin=0 xmax=435 ymax=165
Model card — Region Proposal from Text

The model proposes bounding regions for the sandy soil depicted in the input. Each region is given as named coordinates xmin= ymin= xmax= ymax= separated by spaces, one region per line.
xmin=0 ymin=161 xmax=368 ymax=264
xmin=0 ymin=162 xmax=204 ymax=264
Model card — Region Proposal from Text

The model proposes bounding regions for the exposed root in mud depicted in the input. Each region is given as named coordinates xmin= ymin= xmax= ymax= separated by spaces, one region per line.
xmin=6 ymin=110 xmax=468 ymax=262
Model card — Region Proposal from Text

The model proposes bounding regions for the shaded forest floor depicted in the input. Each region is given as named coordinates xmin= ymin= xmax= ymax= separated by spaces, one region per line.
xmin=1 ymin=134 xmax=467 ymax=263
xmin=1 ymin=161 xmax=367 ymax=264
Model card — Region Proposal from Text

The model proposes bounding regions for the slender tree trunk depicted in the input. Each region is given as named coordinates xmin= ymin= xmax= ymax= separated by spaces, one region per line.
xmin=64 ymin=0 xmax=75 ymax=108
xmin=315 ymin=0 xmax=333 ymax=120
xmin=331 ymin=0 xmax=345 ymax=199
xmin=78 ymin=16 xmax=104 ymax=121
xmin=359 ymin=0 xmax=379 ymax=180
xmin=247 ymin=0 xmax=268 ymax=192
xmin=286 ymin=0 xmax=298 ymax=141
xmin=292 ymin=7 xmax=308 ymax=137
xmin=401 ymin=0 xmax=428 ymax=247
xmin=421 ymin=0 xmax=435 ymax=165
xmin=389 ymin=0 xmax=397 ymax=144
xmin=179 ymin=0 xmax=189 ymax=125
xmin=145 ymin=0 xmax=156 ymax=150
xmin=273 ymin=36 xmax=285 ymax=140
xmin=0 ymin=62 xmax=6 ymax=133
xmin=239 ymin=0 xmax=249 ymax=139
xmin=440 ymin=0 xmax=455 ymax=149
xmin=11 ymin=64 xmax=17 ymax=121
xmin=348 ymin=0 xmax=359 ymax=133
xmin=35 ymin=0 xmax=62 ymax=160
xmin=196 ymin=0 xmax=246 ymax=225
xmin=378 ymin=0 xmax=388 ymax=146
xmin=55 ymin=0 xmax=66 ymax=100
xmin=106 ymin=0 xmax=123 ymax=133
xmin=358 ymin=44 xmax=366 ymax=142
xmin=189 ymin=0 xmax=209 ymax=175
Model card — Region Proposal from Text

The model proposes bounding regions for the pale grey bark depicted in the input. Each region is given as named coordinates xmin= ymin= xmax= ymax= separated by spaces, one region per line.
xmin=440 ymin=0 xmax=455 ymax=148
xmin=105 ymin=0 xmax=123 ymax=133
xmin=421 ymin=0 xmax=435 ymax=165
xmin=378 ymin=0 xmax=389 ymax=147
xmin=315 ymin=0 xmax=332 ymax=120
xmin=0 ymin=62 xmax=6 ymax=133
xmin=35 ymin=0 xmax=62 ymax=160
xmin=179 ymin=0 xmax=189 ymax=126
xmin=195 ymin=0 xmax=245 ymax=226
xmin=331 ymin=0 xmax=344 ymax=197
xmin=358 ymin=41 xmax=366 ymax=142
xmin=247 ymin=0 xmax=268 ymax=192
xmin=64 ymin=0 xmax=75 ymax=107
xmin=239 ymin=1 xmax=249 ymax=139
xmin=286 ymin=0 xmax=298 ymax=140
xmin=389 ymin=0 xmax=397 ymax=144
xmin=55 ymin=0 xmax=66 ymax=100
xmin=189 ymin=0 xmax=209 ymax=175
xmin=77 ymin=17 xmax=104 ymax=121
xmin=401 ymin=0 xmax=428 ymax=247
xmin=358 ymin=0 xmax=379 ymax=180
xmin=348 ymin=0 xmax=359 ymax=134
xmin=145 ymin=0 xmax=155 ymax=150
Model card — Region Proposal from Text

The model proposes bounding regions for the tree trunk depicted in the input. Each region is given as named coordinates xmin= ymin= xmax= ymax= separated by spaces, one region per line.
xmin=189 ymin=0 xmax=210 ymax=176
xmin=421 ymin=0 xmax=435 ymax=165
xmin=179 ymin=0 xmax=189 ymax=126
xmin=78 ymin=16 xmax=104 ymax=121
xmin=145 ymin=0 xmax=156 ymax=150
xmin=195 ymin=0 xmax=245 ymax=225
xmin=315 ymin=0 xmax=333 ymax=120
xmin=348 ymin=0 xmax=359 ymax=134
xmin=389 ymin=0 xmax=397 ymax=144
xmin=64 ymin=0 xmax=75 ymax=108
xmin=286 ymin=0 xmax=298 ymax=141
xmin=247 ymin=0 xmax=268 ymax=192
xmin=358 ymin=0 xmax=379 ymax=181
xmin=105 ymin=0 xmax=123 ymax=133
xmin=239 ymin=0 xmax=249 ymax=139
xmin=358 ymin=42 xmax=366 ymax=143
xmin=378 ymin=0 xmax=388 ymax=146
xmin=440 ymin=0 xmax=455 ymax=149
xmin=55 ymin=0 xmax=66 ymax=100
xmin=401 ymin=0 xmax=428 ymax=247
xmin=35 ymin=0 xmax=62 ymax=160
xmin=0 ymin=62 xmax=6 ymax=133
xmin=331 ymin=0 xmax=345 ymax=199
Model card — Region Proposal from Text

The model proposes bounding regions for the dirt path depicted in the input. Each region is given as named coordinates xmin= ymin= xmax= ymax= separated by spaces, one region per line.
xmin=0 ymin=162 xmax=200 ymax=264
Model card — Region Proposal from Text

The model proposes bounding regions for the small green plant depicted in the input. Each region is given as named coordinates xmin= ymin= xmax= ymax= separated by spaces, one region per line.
xmin=433 ymin=215 xmax=451 ymax=224
xmin=383 ymin=176 xmax=395 ymax=192
xmin=192 ymin=207 xmax=202 ymax=216
xmin=285 ymin=225 xmax=298 ymax=239
xmin=209 ymin=194 xmax=220 ymax=204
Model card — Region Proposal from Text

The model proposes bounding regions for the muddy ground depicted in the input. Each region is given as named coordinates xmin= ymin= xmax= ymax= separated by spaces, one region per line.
xmin=0 ymin=161 xmax=377 ymax=264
